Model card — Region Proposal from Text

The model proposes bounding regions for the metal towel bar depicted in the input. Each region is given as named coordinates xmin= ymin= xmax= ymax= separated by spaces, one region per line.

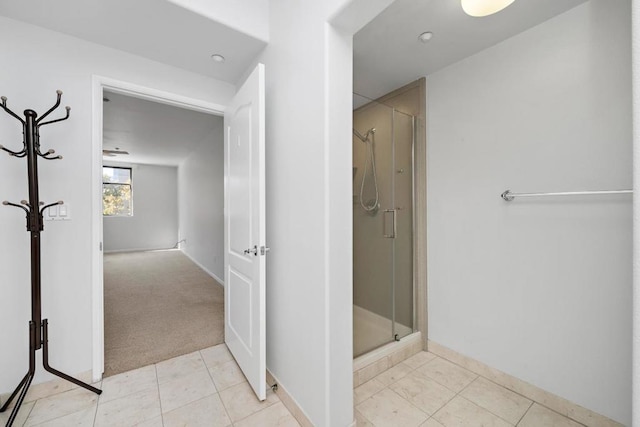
xmin=501 ymin=189 xmax=632 ymax=201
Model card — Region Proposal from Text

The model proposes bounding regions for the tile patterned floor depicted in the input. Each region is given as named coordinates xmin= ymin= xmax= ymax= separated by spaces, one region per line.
xmin=355 ymin=351 xmax=585 ymax=427
xmin=0 ymin=344 xmax=298 ymax=427
xmin=1 ymin=348 xmax=587 ymax=427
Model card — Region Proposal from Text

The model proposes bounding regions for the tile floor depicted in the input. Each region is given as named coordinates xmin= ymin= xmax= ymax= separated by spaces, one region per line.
xmin=1 ymin=347 xmax=587 ymax=427
xmin=355 ymin=351 xmax=585 ymax=427
xmin=0 ymin=344 xmax=298 ymax=427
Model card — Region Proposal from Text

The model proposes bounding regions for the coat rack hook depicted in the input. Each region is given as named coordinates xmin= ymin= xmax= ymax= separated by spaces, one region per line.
xmin=0 ymin=95 xmax=26 ymax=124
xmin=3 ymin=200 xmax=30 ymax=214
xmin=38 ymin=148 xmax=63 ymax=161
xmin=0 ymin=144 xmax=26 ymax=157
xmin=38 ymin=106 xmax=70 ymax=127
xmin=36 ymin=90 xmax=63 ymax=124
xmin=40 ymin=200 xmax=63 ymax=215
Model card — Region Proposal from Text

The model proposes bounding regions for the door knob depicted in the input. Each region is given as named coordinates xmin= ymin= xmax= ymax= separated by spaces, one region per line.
xmin=244 ymin=245 xmax=258 ymax=256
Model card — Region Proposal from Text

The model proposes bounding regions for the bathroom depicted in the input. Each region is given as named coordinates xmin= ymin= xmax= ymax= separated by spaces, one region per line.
xmin=351 ymin=0 xmax=631 ymax=424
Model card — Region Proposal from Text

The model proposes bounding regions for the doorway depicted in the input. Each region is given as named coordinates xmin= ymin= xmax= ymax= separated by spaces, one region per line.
xmin=90 ymin=77 xmax=227 ymax=381
xmin=99 ymin=90 xmax=225 ymax=376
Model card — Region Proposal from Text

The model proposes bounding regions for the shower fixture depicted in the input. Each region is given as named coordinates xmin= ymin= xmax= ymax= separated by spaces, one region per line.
xmin=353 ymin=127 xmax=379 ymax=214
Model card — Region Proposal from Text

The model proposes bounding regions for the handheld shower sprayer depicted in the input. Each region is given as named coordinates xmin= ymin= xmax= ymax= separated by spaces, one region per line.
xmin=353 ymin=127 xmax=379 ymax=214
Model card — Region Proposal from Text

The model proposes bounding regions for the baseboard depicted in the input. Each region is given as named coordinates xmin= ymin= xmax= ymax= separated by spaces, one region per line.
xmin=180 ymin=249 xmax=225 ymax=286
xmin=266 ymin=370 xmax=314 ymax=427
xmin=104 ymin=246 xmax=176 ymax=254
xmin=427 ymin=340 xmax=623 ymax=427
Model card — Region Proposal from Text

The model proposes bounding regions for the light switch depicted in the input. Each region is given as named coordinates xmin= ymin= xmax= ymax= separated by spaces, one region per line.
xmin=58 ymin=205 xmax=68 ymax=217
xmin=45 ymin=205 xmax=58 ymax=220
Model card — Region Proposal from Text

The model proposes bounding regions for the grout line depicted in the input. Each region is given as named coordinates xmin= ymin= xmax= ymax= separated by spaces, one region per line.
xmin=515 ymin=401 xmax=534 ymax=426
xmin=455 ymin=377 xmax=521 ymax=425
xmin=200 ymin=349 xmax=235 ymax=425
xmin=154 ymin=364 xmax=165 ymax=427
xmin=91 ymin=380 xmax=102 ymax=426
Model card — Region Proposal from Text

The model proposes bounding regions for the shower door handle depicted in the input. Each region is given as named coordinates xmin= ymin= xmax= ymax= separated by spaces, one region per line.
xmin=383 ymin=209 xmax=396 ymax=238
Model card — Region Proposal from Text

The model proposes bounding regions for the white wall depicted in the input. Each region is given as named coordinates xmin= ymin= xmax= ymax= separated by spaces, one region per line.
xmin=178 ymin=121 xmax=224 ymax=282
xmin=103 ymin=163 xmax=178 ymax=252
xmin=0 ymin=16 xmax=234 ymax=393
xmin=426 ymin=1 xmax=632 ymax=424
xmin=254 ymin=0 xmax=391 ymax=424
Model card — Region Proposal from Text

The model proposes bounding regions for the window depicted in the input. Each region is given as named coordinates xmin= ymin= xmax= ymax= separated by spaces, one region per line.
xmin=103 ymin=166 xmax=132 ymax=216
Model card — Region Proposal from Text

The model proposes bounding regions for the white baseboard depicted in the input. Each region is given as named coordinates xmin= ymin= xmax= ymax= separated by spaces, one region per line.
xmin=180 ymin=249 xmax=224 ymax=286
xmin=103 ymin=246 xmax=176 ymax=254
xmin=266 ymin=370 xmax=314 ymax=427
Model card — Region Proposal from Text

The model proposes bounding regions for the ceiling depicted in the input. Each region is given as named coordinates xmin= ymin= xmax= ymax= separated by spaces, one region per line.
xmin=353 ymin=0 xmax=588 ymax=101
xmin=0 ymin=0 xmax=588 ymax=104
xmin=0 ymin=0 xmax=266 ymax=84
xmin=103 ymin=91 xmax=222 ymax=166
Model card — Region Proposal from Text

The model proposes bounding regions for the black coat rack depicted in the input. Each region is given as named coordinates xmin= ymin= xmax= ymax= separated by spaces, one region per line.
xmin=0 ymin=91 xmax=102 ymax=427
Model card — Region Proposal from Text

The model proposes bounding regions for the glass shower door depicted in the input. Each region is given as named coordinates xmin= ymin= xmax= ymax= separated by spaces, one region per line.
xmin=353 ymin=99 xmax=395 ymax=357
xmin=353 ymin=95 xmax=414 ymax=358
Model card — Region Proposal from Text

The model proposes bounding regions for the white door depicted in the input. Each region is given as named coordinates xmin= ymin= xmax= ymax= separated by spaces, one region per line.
xmin=224 ymin=63 xmax=266 ymax=400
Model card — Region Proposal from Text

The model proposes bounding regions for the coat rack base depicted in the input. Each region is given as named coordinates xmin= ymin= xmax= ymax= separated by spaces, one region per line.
xmin=0 ymin=320 xmax=102 ymax=427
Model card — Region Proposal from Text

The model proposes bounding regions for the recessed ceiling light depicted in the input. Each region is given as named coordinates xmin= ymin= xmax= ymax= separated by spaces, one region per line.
xmin=418 ymin=32 xmax=434 ymax=43
xmin=211 ymin=54 xmax=226 ymax=63
xmin=461 ymin=0 xmax=516 ymax=17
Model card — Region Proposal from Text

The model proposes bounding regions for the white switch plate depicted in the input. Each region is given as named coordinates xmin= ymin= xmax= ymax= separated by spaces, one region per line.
xmin=44 ymin=203 xmax=71 ymax=221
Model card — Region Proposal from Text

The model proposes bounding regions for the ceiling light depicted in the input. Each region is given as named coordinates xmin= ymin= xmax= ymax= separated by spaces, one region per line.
xmin=418 ymin=32 xmax=433 ymax=43
xmin=461 ymin=0 xmax=516 ymax=17
xmin=211 ymin=54 xmax=225 ymax=63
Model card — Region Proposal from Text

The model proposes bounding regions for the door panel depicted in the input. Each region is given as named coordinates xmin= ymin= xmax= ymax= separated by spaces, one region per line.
xmin=224 ymin=63 xmax=266 ymax=400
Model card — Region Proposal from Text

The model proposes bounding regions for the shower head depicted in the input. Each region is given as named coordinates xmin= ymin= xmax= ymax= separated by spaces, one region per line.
xmin=353 ymin=127 xmax=375 ymax=142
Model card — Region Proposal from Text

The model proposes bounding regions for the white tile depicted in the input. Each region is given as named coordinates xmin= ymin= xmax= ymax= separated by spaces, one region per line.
xmin=158 ymin=370 xmax=217 ymax=413
xmin=389 ymin=374 xmax=456 ymax=416
xmin=26 ymin=387 xmax=99 ymax=426
xmin=355 ymin=408 xmax=375 ymax=427
xmin=518 ymin=403 xmax=583 ymax=427
xmin=404 ymin=352 xmax=437 ymax=370
xmin=234 ymin=402 xmax=300 ymax=427
xmin=375 ymin=362 xmax=413 ymax=386
xmin=354 ymin=379 xmax=386 ymax=405
xmin=163 ymin=394 xmax=232 ymax=427
xmin=26 ymin=406 xmax=96 ymax=427
xmin=156 ymin=351 xmax=208 ymax=385
xmin=432 ymin=396 xmax=511 ymax=427
xmin=420 ymin=419 xmax=445 ymax=427
xmin=218 ymin=381 xmax=279 ymax=422
xmin=99 ymin=365 xmax=157 ymax=403
xmin=94 ymin=387 xmax=161 ymax=427
xmin=0 ymin=400 xmax=35 ymax=427
xmin=357 ymin=388 xmax=429 ymax=427
xmin=417 ymin=357 xmax=477 ymax=393
xmin=460 ymin=377 xmax=532 ymax=424
xmin=200 ymin=344 xmax=234 ymax=370
xmin=208 ymin=360 xmax=247 ymax=391
xmin=135 ymin=417 xmax=164 ymax=427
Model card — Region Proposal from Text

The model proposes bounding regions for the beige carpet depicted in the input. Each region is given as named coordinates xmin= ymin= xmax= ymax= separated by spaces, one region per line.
xmin=104 ymin=250 xmax=224 ymax=377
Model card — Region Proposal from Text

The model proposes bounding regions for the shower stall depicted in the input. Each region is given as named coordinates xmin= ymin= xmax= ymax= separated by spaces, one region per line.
xmin=353 ymin=93 xmax=415 ymax=357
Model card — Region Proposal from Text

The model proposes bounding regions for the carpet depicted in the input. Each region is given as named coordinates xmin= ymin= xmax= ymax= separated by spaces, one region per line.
xmin=103 ymin=250 xmax=224 ymax=377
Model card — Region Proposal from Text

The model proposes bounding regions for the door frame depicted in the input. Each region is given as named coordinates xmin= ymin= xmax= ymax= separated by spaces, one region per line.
xmin=90 ymin=75 xmax=226 ymax=381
